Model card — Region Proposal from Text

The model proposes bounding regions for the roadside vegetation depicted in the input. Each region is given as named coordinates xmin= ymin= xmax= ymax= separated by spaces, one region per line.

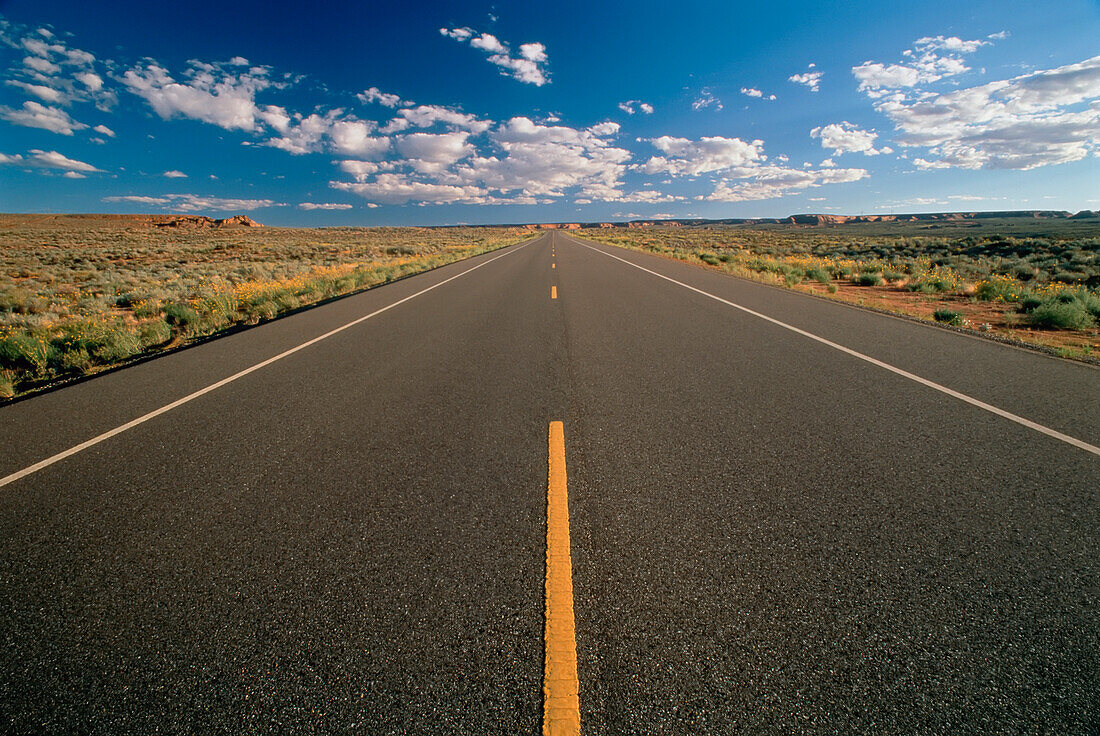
xmin=0 ymin=216 xmax=531 ymax=398
xmin=584 ymin=220 xmax=1100 ymax=361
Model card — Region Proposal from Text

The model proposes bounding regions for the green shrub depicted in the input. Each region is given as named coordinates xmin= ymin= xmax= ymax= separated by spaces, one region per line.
xmin=933 ymin=309 xmax=963 ymax=325
xmin=90 ymin=327 xmax=142 ymax=362
xmin=853 ymin=272 xmax=884 ymax=286
xmin=1026 ymin=301 xmax=1096 ymax=330
xmin=1054 ymin=271 xmax=1087 ymax=284
xmin=0 ymin=332 xmax=53 ymax=373
xmin=1018 ymin=295 xmax=1043 ymax=313
xmin=0 ymin=371 xmax=13 ymax=399
xmin=907 ymin=280 xmax=938 ymax=294
xmin=162 ymin=302 xmax=199 ymax=328
xmin=806 ymin=267 xmax=831 ymax=284
xmin=138 ymin=320 xmax=172 ymax=347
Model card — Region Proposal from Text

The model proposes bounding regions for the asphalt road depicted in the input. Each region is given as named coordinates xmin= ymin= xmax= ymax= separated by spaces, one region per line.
xmin=1 ymin=231 xmax=1097 ymax=734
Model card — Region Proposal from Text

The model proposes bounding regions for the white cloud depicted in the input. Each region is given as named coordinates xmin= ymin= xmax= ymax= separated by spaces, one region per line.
xmin=391 ymin=105 xmax=492 ymax=134
xmin=1 ymin=148 xmax=103 ymax=173
xmin=333 ymin=116 xmax=634 ymax=205
xmin=740 ymin=87 xmax=776 ymax=101
xmin=24 ymin=55 xmax=60 ymax=75
xmin=358 ymin=87 xmax=406 ymax=107
xmin=396 ymin=131 xmax=475 ymax=173
xmin=162 ymin=170 xmax=187 ymax=178
xmin=329 ymin=119 xmax=388 ymax=157
xmin=641 ymin=135 xmax=764 ymax=176
xmin=76 ymin=71 xmax=103 ymax=91
xmin=618 ymin=100 xmax=655 ymax=115
xmin=63 ymin=171 xmax=85 ymax=179
xmin=789 ymin=67 xmax=823 ymax=92
xmin=707 ymin=166 xmax=868 ymax=202
xmin=92 ymin=124 xmax=115 ymax=137
xmin=333 ymin=174 xmax=489 ymax=205
xmin=441 ymin=27 xmax=550 ymax=86
xmin=103 ymin=193 xmax=285 ymax=211
xmin=852 ymin=35 xmax=988 ymax=96
xmin=0 ymin=101 xmax=87 ymax=135
xmin=633 ymin=133 xmax=866 ymax=202
xmin=339 ymin=160 xmax=393 ymax=179
xmin=299 ymin=202 xmax=354 ymax=210
xmin=261 ymin=110 xmax=390 ymax=157
xmin=264 ymin=110 xmax=336 ymax=153
xmin=2 ymin=26 xmax=115 ymax=110
xmin=692 ymin=90 xmax=722 ymax=110
xmin=864 ymin=51 xmax=1100 ymax=169
xmin=121 ymin=60 xmax=274 ymax=131
xmin=810 ymin=121 xmax=882 ymax=155
xmin=6 ymin=81 xmax=65 ymax=103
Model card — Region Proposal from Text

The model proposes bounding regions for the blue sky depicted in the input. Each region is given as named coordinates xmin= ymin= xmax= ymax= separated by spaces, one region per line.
xmin=0 ymin=0 xmax=1098 ymax=225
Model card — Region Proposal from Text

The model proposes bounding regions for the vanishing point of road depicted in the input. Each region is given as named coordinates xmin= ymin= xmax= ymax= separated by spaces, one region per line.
xmin=1 ymin=232 xmax=1097 ymax=734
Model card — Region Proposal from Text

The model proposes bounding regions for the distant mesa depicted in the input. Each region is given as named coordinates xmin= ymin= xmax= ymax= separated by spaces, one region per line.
xmin=155 ymin=214 xmax=263 ymax=228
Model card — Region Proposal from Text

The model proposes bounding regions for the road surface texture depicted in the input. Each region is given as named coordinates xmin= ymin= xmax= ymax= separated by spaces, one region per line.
xmin=1 ymin=232 xmax=1096 ymax=734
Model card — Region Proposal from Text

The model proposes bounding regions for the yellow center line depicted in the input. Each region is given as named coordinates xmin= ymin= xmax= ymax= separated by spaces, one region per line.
xmin=551 ymin=286 xmax=558 ymax=299
xmin=552 ymin=263 xmax=556 ymax=269
xmin=544 ymin=421 xmax=580 ymax=736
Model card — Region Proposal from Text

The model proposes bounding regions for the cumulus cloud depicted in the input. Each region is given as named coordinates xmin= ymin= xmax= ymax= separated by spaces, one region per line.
xmin=358 ymin=87 xmax=406 ymax=107
xmin=0 ymin=101 xmax=87 ymax=135
xmin=162 ymin=170 xmax=187 ymax=178
xmin=333 ymin=174 xmax=489 ymax=205
xmin=635 ymin=134 xmax=866 ymax=202
xmin=24 ymin=55 xmax=60 ymax=76
xmin=260 ymin=109 xmax=390 ymax=157
xmin=121 ymin=59 xmax=278 ymax=131
xmin=332 ymin=116 xmax=636 ymax=205
xmin=441 ymin=27 xmax=550 ymax=86
xmin=852 ymin=35 xmax=988 ymax=97
xmin=103 ymin=193 xmax=285 ymax=211
xmin=858 ymin=43 xmax=1100 ymax=169
xmin=740 ymin=87 xmax=776 ymax=100
xmin=1 ymin=24 xmax=116 ymax=110
xmin=2 ymin=149 xmax=104 ymax=173
xmin=707 ymin=166 xmax=867 ymax=202
xmin=5 ymin=81 xmax=66 ymax=103
xmin=299 ymin=202 xmax=354 ymax=210
xmin=618 ymin=100 xmax=654 ymax=115
xmin=641 ymin=136 xmax=764 ymax=176
xmin=789 ymin=65 xmax=823 ymax=92
xmin=691 ymin=90 xmax=722 ymax=110
xmin=92 ymin=124 xmax=115 ymax=137
xmin=810 ymin=121 xmax=882 ymax=155
xmin=396 ymin=131 xmax=475 ymax=173
xmin=390 ymin=105 xmax=492 ymax=134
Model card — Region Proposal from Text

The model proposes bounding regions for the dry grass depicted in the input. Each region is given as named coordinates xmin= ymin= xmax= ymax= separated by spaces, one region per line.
xmin=0 ymin=215 xmax=532 ymax=398
xmin=583 ymin=224 xmax=1100 ymax=360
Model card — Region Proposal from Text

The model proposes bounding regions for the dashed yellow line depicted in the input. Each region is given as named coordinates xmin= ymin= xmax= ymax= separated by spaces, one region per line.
xmin=552 ymin=263 xmax=556 ymax=269
xmin=544 ymin=421 xmax=580 ymax=736
xmin=551 ymin=286 xmax=558 ymax=299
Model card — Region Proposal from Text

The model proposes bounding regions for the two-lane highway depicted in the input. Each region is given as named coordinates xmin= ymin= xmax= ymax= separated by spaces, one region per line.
xmin=1 ymin=231 xmax=1096 ymax=734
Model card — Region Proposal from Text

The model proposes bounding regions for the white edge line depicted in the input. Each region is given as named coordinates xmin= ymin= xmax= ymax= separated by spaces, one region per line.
xmin=0 ymin=240 xmax=536 ymax=489
xmin=570 ymin=236 xmax=1100 ymax=457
